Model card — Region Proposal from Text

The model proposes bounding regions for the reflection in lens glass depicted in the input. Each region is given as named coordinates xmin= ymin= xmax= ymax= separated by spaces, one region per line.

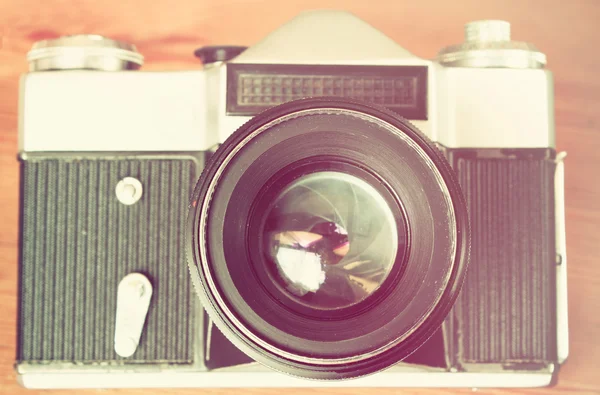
xmin=263 ymin=172 xmax=399 ymax=310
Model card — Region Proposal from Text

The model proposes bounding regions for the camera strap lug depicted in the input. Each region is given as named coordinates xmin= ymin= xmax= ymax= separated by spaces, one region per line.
xmin=554 ymin=151 xmax=569 ymax=364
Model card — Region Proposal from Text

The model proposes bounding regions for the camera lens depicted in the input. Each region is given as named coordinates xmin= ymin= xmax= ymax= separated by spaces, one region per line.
xmin=187 ymin=97 xmax=470 ymax=379
xmin=264 ymin=171 xmax=398 ymax=310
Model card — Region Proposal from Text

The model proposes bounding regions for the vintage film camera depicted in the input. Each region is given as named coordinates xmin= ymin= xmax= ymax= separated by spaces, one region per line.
xmin=16 ymin=10 xmax=567 ymax=388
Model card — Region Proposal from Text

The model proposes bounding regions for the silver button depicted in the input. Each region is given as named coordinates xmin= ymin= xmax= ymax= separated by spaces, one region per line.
xmin=115 ymin=177 xmax=143 ymax=205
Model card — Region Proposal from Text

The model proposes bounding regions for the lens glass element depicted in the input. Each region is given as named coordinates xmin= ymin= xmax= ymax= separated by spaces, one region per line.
xmin=263 ymin=171 xmax=399 ymax=310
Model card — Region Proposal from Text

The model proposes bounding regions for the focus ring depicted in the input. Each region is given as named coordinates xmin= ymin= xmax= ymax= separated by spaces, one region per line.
xmin=186 ymin=97 xmax=470 ymax=379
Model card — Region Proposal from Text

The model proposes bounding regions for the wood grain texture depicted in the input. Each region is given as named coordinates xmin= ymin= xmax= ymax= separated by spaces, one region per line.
xmin=0 ymin=0 xmax=599 ymax=394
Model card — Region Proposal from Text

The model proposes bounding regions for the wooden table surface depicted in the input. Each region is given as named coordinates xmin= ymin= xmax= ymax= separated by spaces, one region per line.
xmin=1 ymin=1 xmax=599 ymax=394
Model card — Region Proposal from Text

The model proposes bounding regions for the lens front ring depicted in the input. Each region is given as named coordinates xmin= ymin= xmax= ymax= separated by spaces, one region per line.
xmin=186 ymin=97 xmax=470 ymax=379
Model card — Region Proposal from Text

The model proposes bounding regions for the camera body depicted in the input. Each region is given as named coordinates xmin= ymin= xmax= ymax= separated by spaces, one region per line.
xmin=16 ymin=10 xmax=567 ymax=389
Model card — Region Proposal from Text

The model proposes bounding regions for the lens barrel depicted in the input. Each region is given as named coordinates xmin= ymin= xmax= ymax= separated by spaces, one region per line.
xmin=187 ymin=97 xmax=470 ymax=379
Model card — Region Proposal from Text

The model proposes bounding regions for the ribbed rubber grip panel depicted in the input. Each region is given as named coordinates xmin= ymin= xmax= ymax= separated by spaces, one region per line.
xmin=449 ymin=149 xmax=558 ymax=365
xmin=18 ymin=157 xmax=197 ymax=364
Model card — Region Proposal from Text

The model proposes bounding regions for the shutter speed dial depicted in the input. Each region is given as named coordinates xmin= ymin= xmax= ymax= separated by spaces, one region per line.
xmin=436 ymin=20 xmax=546 ymax=69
